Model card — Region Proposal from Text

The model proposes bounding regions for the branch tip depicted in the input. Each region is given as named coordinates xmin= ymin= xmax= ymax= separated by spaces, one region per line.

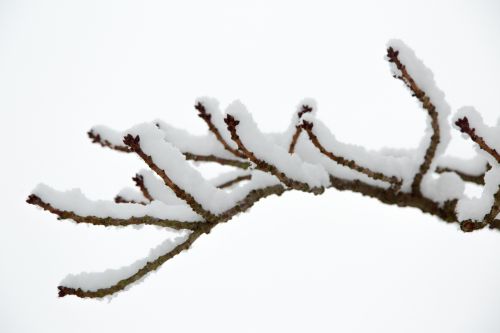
xmin=297 ymin=105 xmax=313 ymax=118
xmin=123 ymin=134 xmax=141 ymax=151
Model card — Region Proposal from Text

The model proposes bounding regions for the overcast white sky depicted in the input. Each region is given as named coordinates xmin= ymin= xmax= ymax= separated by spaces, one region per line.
xmin=1 ymin=0 xmax=500 ymax=332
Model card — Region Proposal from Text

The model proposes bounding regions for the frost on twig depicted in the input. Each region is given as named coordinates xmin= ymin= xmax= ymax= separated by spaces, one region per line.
xmin=27 ymin=40 xmax=500 ymax=299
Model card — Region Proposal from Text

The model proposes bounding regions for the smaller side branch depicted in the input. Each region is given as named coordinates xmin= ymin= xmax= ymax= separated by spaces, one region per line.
xmin=302 ymin=121 xmax=402 ymax=190
xmin=387 ymin=47 xmax=441 ymax=195
xmin=57 ymin=228 xmax=208 ymax=298
xmin=88 ymin=130 xmax=131 ymax=153
xmin=224 ymin=115 xmax=324 ymax=194
xmin=89 ymin=129 xmax=249 ymax=169
xmin=288 ymin=105 xmax=313 ymax=154
xmin=435 ymin=166 xmax=486 ymax=185
xmin=455 ymin=117 xmax=500 ymax=164
xmin=26 ymin=194 xmax=200 ymax=231
xmin=184 ymin=152 xmax=251 ymax=169
xmin=114 ymin=196 xmax=147 ymax=205
xmin=216 ymin=174 xmax=252 ymax=189
xmin=195 ymin=102 xmax=247 ymax=159
xmin=123 ymin=134 xmax=218 ymax=222
xmin=132 ymin=174 xmax=154 ymax=202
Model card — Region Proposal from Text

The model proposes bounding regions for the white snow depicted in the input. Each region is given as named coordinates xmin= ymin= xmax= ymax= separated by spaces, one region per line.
xmin=91 ymin=120 xmax=242 ymax=161
xmin=126 ymin=123 xmax=281 ymax=214
xmin=195 ymin=96 xmax=238 ymax=151
xmin=225 ymin=100 xmax=331 ymax=188
xmin=116 ymin=187 xmax=147 ymax=203
xmin=137 ymin=169 xmax=185 ymax=205
xmin=387 ymin=39 xmax=452 ymax=191
xmin=32 ymin=183 xmax=202 ymax=222
xmin=209 ymin=169 xmax=252 ymax=187
xmin=453 ymin=106 xmax=500 ymax=166
xmin=301 ymin=113 xmax=416 ymax=190
xmin=456 ymin=168 xmax=500 ymax=221
xmin=420 ymin=172 xmax=465 ymax=203
xmin=436 ymin=155 xmax=488 ymax=176
xmin=155 ymin=119 xmax=238 ymax=160
xmin=90 ymin=125 xmax=127 ymax=147
xmin=60 ymin=232 xmax=190 ymax=291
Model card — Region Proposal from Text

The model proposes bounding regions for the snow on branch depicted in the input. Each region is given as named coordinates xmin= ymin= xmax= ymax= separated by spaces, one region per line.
xmin=27 ymin=40 xmax=500 ymax=299
xmin=386 ymin=39 xmax=451 ymax=196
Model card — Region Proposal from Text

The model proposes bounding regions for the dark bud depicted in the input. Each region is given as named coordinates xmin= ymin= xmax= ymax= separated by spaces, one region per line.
xmin=195 ymin=102 xmax=211 ymax=120
xmin=298 ymin=105 xmax=313 ymax=118
xmin=132 ymin=174 xmax=144 ymax=187
xmin=57 ymin=286 xmax=72 ymax=298
xmin=454 ymin=117 xmax=471 ymax=133
xmin=123 ymin=134 xmax=140 ymax=150
xmin=26 ymin=194 xmax=42 ymax=205
xmin=224 ymin=114 xmax=240 ymax=128
xmin=87 ymin=130 xmax=101 ymax=143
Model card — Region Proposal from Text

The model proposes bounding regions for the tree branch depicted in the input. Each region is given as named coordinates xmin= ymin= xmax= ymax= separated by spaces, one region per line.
xmin=302 ymin=120 xmax=402 ymax=190
xmin=26 ymin=194 xmax=200 ymax=231
xmin=132 ymin=174 xmax=153 ymax=202
xmin=386 ymin=47 xmax=441 ymax=195
xmin=123 ymin=134 xmax=219 ymax=222
xmin=435 ymin=166 xmax=486 ymax=185
xmin=195 ymin=102 xmax=247 ymax=159
xmin=288 ymin=105 xmax=313 ymax=154
xmin=224 ymin=114 xmax=324 ymax=194
xmin=455 ymin=117 xmax=500 ymax=164
xmin=57 ymin=229 xmax=207 ymax=298
xmin=216 ymin=174 xmax=252 ymax=189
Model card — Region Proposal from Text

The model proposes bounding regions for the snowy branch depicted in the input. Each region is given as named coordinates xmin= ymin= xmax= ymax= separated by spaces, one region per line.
xmin=27 ymin=40 xmax=500 ymax=299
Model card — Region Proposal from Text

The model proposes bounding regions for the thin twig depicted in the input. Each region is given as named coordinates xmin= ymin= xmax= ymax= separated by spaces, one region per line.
xmin=57 ymin=228 xmax=207 ymax=298
xmin=387 ymin=47 xmax=441 ymax=195
xmin=88 ymin=130 xmax=131 ymax=152
xmin=195 ymin=102 xmax=247 ymax=159
xmin=302 ymin=120 xmax=402 ymax=190
xmin=288 ymin=105 xmax=313 ymax=154
xmin=88 ymin=130 xmax=250 ymax=169
xmin=216 ymin=174 xmax=252 ymax=189
xmin=123 ymin=134 xmax=219 ymax=222
xmin=455 ymin=117 xmax=500 ymax=164
xmin=26 ymin=194 xmax=200 ymax=231
xmin=224 ymin=114 xmax=324 ymax=194
xmin=184 ymin=152 xmax=250 ymax=169
xmin=114 ymin=195 xmax=147 ymax=205
xmin=435 ymin=166 xmax=486 ymax=185
xmin=132 ymin=174 xmax=154 ymax=202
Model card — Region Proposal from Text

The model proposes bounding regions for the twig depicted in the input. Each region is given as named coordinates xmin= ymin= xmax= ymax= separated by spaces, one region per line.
xmin=224 ymin=114 xmax=324 ymax=194
xmin=183 ymin=152 xmax=250 ymax=169
xmin=26 ymin=194 xmax=199 ymax=231
xmin=88 ymin=130 xmax=250 ymax=169
xmin=387 ymin=47 xmax=441 ymax=195
xmin=132 ymin=174 xmax=154 ymax=202
xmin=195 ymin=102 xmax=247 ymax=159
xmin=114 ymin=195 xmax=147 ymax=205
xmin=57 ymin=229 xmax=206 ymax=298
xmin=123 ymin=134 xmax=219 ymax=222
xmin=88 ymin=130 xmax=131 ymax=152
xmin=288 ymin=105 xmax=313 ymax=154
xmin=216 ymin=174 xmax=252 ymax=189
xmin=435 ymin=166 xmax=486 ymax=185
xmin=455 ymin=117 xmax=500 ymax=164
xmin=302 ymin=120 xmax=402 ymax=190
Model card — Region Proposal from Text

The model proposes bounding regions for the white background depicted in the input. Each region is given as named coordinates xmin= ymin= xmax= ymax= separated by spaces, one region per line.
xmin=1 ymin=0 xmax=500 ymax=332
